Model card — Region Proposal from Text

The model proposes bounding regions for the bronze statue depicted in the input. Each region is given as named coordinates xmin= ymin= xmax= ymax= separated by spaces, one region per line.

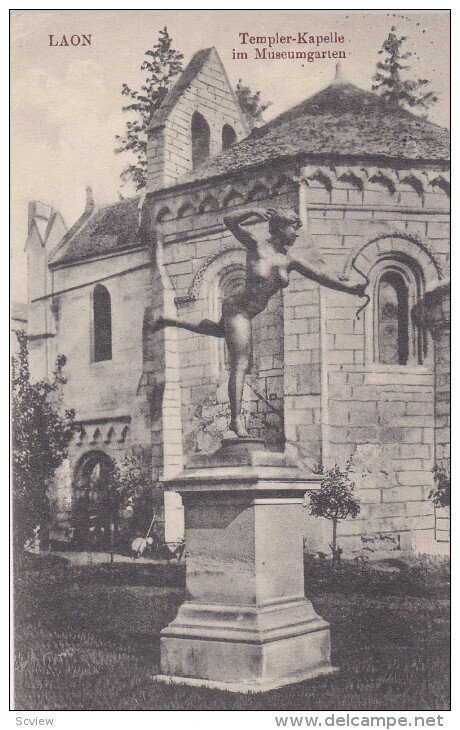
xmin=153 ymin=207 xmax=367 ymax=438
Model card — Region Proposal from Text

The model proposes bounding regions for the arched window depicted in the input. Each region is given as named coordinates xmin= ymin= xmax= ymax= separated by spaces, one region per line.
xmin=371 ymin=259 xmax=426 ymax=366
xmin=93 ymin=285 xmax=112 ymax=362
xmin=73 ymin=450 xmax=116 ymax=549
xmin=377 ymin=271 xmax=409 ymax=365
xmin=213 ymin=267 xmax=246 ymax=375
xmin=222 ymin=124 xmax=237 ymax=151
xmin=191 ymin=112 xmax=210 ymax=168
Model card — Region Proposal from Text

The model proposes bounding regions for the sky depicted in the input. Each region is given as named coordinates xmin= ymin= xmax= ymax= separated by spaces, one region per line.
xmin=10 ymin=9 xmax=450 ymax=304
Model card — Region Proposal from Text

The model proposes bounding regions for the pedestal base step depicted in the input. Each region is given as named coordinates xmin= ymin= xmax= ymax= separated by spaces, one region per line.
xmin=153 ymin=665 xmax=338 ymax=694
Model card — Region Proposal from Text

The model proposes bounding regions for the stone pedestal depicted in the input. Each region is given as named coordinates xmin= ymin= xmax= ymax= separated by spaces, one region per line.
xmin=157 ymin=439 xmax=336 ymax=692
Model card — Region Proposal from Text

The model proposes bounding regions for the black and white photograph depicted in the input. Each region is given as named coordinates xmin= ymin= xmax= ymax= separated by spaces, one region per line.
xmin=10 ymin=7 xmax=451 ymax=716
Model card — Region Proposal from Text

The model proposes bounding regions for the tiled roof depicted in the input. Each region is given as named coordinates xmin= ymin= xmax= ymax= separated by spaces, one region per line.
xmin=50 ymin=81 xmax=449 ymax=266
xmin=49 ymin=196 xmax=142 ymax=267
xmin=182 ymin=82 xmax=449 ymax=183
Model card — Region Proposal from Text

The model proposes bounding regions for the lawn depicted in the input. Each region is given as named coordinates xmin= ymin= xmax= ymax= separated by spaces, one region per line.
xmin=13 ymin=553 xmax=450 ymax=711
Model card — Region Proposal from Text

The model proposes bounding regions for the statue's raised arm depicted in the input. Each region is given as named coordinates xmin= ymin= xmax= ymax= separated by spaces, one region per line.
xmin=223 ymin=207 xmax=268 ymax=252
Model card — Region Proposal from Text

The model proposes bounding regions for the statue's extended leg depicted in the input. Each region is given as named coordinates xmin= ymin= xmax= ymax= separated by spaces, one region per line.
xmin=228 ymin=364 xmax=250 ymax=438
xmin=151 ymin=315 xmax=224 ymax=338
xmin=225 ymin=314 xmax=252 ymax=438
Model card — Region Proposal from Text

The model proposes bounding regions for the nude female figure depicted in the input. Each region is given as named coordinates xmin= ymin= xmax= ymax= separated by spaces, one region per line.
xmin=153 ymin=207 xmax=367 ymax=438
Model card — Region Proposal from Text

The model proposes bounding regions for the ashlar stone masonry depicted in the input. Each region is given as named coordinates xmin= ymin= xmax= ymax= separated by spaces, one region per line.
xmin=25 ymin=49 xmax=450 ymax=555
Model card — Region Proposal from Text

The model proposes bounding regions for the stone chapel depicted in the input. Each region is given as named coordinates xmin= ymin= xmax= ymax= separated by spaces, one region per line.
xmin=25 ymin=48 xmax=450 ymax=555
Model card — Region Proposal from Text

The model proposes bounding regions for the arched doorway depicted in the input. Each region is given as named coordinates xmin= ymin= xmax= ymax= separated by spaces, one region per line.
xmin=72 ymin=451 xmax=117 ymax=550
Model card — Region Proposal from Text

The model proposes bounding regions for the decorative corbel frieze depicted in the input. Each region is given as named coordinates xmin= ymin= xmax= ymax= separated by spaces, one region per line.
xmin=302 ymin=167 xmax=334 ymax=192
xmin=397 ymin=169 xmax=426 ymax=196
xmin=426 ymin=170 xmax=450 ymax=196
xmin=334 ymin=166 xmax=366 ymax=190
xmin=365 ymin=167 xmax=398 ymax=194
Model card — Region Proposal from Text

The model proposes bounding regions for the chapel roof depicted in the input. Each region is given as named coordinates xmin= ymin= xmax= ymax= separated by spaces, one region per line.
xmin=49 ymin=195 xmax=142 ymax=267
xmin=49 ymin=77 xmax=449 ymax=267
xmin=183 ymin=81 xmax=449 ymax=184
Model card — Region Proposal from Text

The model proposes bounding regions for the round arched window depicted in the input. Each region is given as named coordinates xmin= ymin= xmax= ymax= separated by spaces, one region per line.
xmin=191 ymin=112 xmax=210 ymax=168
xmin=222 ymin=124 xmax=237 ymax=151
xmin=73 ymin=450 xmax=117 ymax=548
xmin=377 ymin=271 xmax=409 ymax=365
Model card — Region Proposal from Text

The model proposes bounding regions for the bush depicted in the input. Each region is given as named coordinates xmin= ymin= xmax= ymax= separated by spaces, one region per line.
xmin=309 ymin=462 xmax=360 ymax=564
xmin=429 ymin=464 xmax=450 ymax=508
xmin=12 ymin=331 xmax=74 ymax=552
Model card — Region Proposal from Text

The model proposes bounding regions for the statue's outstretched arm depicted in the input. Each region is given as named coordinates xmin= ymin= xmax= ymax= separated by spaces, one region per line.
xmin=289 ymin=255 xmax=367 ymax=297
xmin=223 ymin=207 xmax=266 ymax=252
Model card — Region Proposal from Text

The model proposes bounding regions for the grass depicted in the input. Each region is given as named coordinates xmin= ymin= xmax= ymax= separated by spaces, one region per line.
xmin=13 ymin=553 xmax=450 ymax=711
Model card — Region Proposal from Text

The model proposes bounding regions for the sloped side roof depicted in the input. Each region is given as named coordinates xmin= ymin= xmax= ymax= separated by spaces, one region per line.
xmin=182 ymin=83 xmax=449 ymax=183
xmin=149 ymin=47 xmax=214 ymax=129
xmin=50 ymin=196 xmax=142 ymax=267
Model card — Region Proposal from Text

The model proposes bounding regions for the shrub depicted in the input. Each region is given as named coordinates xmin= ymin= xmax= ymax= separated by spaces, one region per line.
xmin=429 ymin=464 xmax=451 ymax=508
xmin=12 ymin=331 xmax=74 ymax=553
xmin=309 ymin=462 xmax=360 ymax=564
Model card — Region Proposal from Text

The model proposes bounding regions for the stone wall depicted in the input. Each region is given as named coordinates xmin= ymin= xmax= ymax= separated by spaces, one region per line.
xmin=35 ymin=157 xmax=449 ymax=555
xmin=46 ymin=250 xmax=154 ymax=523
xmin=300 ymin=164 xmax=449 ymax=556
xmin=422 ymin=283 xmax=450 ymax=545
xmin=26 ymin=202 xmax=67 ymax=382
xmin=146 ymin=159 xmax=450 ymax=556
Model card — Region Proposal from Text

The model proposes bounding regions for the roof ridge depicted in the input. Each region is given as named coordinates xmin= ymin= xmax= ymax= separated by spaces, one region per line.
xmin=256 ymin=80 xmax=447 ymax=137
xmin=149 ymin=47 xmax=215 ymax=130
xmin=258 ymin=81 xmax=382 ymax=133
xmin=48 ymin=208 xmax=96 ymax=264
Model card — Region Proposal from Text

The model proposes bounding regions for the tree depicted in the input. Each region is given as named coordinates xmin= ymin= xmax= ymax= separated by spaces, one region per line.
xmin=235 ymin=79 xmax=272 ymax=128
xmin=115 ymin=27 xmax=184 ymax=190
xmin=115 ymin=31 xmax=273 ymax=188
xmin=372 ymin=26 xmax=438 ymax=111
xmin=309 ymin=462 xmax=360 ymax=564
xmin=12 ymin=331 xmax=75 ymax=552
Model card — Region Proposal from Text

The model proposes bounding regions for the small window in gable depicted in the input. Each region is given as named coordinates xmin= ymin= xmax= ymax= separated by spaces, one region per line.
xmin=93 ymin=284 xmax=112 ymax=362
xmin=222 ymin=124 xmax=237 ymax=151
xmin=191 ymin=112 xmax=210 ymax=168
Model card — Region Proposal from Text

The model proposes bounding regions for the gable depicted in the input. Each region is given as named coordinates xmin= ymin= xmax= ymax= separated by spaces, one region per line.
xmin=146 ymin=47 xmax=249 ymax=190
xmin=150 ymin=47 xmax=248 ymax=134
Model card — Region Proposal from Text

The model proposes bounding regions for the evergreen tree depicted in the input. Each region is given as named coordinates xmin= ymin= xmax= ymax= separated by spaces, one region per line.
xmin=115 ymin=32 xmax=273 ymax=188
xmin=372 ymin=26 xmax=438 ymax=111
xmin=12 ymin=332 xmax=75 ymax=551
xmin=115 ymin=27 xmax=184 ymax=190
xmin=235 ymin=79 xmax=272 ymax=128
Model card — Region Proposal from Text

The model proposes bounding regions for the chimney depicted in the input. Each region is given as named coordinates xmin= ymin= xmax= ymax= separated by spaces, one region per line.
xmin=85 ymin=185 xmax=95 ymax=214
xmin=333 ymin=62 xmax=346 ymax=84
